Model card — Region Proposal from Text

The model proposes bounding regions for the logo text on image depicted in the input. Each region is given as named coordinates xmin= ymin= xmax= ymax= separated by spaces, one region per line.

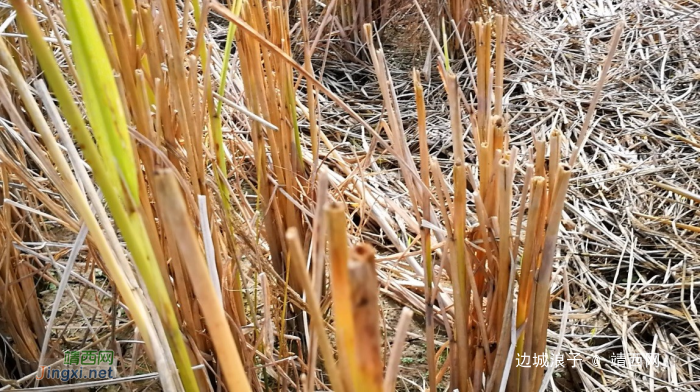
xmin=36 ymin=350 xmax=116 ymax=382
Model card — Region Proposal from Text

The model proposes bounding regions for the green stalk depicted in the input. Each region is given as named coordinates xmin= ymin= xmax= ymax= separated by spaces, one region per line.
xmin=442 ymin=18 xmax=451 ymax=72
xmin=210 ymin=0 xmax=244 ymax=252
xmin=205 ymin=44 xmax=248 ymax=324
xmin=13 ymin=1 xmax=198 ymax=390
xmin=286 ymin=75 xmax=304 ymax=168
xmin=191 ymin=0 xmax=201 ymax=23
xmin=216 ymin=0 xmax=244 ymax=117
xmin=60 ymin=0 xmax=138 ymax=200
xmin=0 ymin=37 xmax=173 ymax=387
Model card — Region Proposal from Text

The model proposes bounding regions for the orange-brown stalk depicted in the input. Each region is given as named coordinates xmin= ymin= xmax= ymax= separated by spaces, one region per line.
xmin=326 ymin=202 xmax=360 ymax=391
xmin=511 ymin=176 xmax=546 ymax=391
xmin=549 ymin=130 xmax=561 ymax=192
xmin=534 ymin=138 xmax=547 ymax=177
xmin=474 ymin=20 xmax=492 ymax=140
xmin=494 ymin=159 xmax=513 ymax=338
xmin=445 ymin=68 xmax=471 ymax=392
xmin=494 ymin=15 xmax=509 ymax=117
xmin=530 ymin=165 xmax=572 ymax=388
xmin=235 ymin=0 xmax=310 ymax=304
xmin=154 ymin=169 xmax=251 ymax=392
xmin=348 ymin=244 xmax=382 ymax=392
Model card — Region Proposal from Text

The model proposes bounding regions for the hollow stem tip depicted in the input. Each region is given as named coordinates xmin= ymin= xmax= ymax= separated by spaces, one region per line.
xmin=348 ymin=243 xmax=382 ymax=392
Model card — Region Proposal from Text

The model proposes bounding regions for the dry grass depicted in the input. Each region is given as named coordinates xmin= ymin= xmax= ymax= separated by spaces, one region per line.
xmin=0 ymin=0 xmax=698 ymax=391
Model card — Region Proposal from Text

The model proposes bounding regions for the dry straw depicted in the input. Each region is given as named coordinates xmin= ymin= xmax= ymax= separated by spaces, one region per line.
xmin=0 ymin=0 xmax=638 ymax=391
